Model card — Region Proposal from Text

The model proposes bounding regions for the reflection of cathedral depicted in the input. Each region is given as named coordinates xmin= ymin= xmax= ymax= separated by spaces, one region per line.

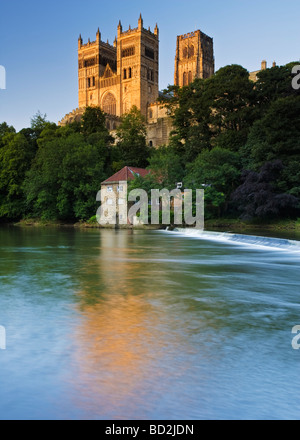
xmin=59 ymin=15 xmax=215 ymax=147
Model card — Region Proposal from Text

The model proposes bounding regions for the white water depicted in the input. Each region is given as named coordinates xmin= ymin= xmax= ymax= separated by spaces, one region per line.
xmin=166 ymin=228 xmax=300 ymax=253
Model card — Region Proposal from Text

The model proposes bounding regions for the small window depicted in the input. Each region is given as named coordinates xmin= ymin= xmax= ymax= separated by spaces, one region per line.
xmin=123 ymin=69 xmax=127 ymax=80
xmin=117 ymin=186 xmax=124 ymax=192
xmin=183 ymin=72 xmax=188 ymax=86
xmin=107 ymin=186 xmax=113 ymax=192
xmin=151 ymin=70 xmax=154 ymax=82
xmin=149 ymin=110 xmax=153 ymax=119
xmin=107 ymin=199 xmax=113 ymax=205
xmin=145 ymin=47 xmax=155 ymax=60
xmin=87 ymin=78 xmax=91 ymax=88
xmin=149 ymin=140 xmax=153 ymax=147
xmin=188 ymin=45 xmax=194 ymax=58
xmin=128 ymin=68 xmax=132 ymax=79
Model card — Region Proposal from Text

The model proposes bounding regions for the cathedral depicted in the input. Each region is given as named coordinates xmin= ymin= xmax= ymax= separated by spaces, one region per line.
xmin=59 ymin=15 xmax=215 ymax=147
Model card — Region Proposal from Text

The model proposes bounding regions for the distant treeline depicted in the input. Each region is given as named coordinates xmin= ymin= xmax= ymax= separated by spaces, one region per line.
xmin=0 ymin=62 xmax=299 ymax=223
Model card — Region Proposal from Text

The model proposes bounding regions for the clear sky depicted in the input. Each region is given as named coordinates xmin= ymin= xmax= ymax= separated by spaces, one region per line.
xmin=0 ymin=0 xmax=299 ymax=131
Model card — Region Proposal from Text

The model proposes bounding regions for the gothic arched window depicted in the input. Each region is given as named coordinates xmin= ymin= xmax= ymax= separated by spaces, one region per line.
xmin=102 ymin=93 xmax=117 ymax=116
xmin=188 ymin=71 xmax=193 ymax=84
xmin=183 ymin=72 xmax=188 ymax=86
xmin=188 ymin=45 xmax=194 ymax=58
xmin=183 ymin=47 xmax=188 ymax=58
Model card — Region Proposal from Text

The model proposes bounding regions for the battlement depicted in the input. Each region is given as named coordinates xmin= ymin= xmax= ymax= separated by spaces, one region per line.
xmin=79 ymin=37 xmax=115 ymax=51
xmin=179 ymin=30 xmax=213 ymax=42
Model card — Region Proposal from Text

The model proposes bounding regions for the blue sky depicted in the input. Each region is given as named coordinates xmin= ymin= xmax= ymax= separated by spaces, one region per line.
xmin=0 ymin=0 xmax=299 ymax=131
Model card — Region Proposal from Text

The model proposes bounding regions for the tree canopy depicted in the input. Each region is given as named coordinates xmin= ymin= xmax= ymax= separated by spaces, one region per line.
xmin=0 ymin=61 xmax=299 ymax=223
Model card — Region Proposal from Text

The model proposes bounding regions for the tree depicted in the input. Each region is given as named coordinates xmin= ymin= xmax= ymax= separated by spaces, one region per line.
xmin=255 ymin=62 xmax=300 ymax=111
xmin=207 ymin=65 xmax=257 ymax=151
xmin=185 ymin=147 xmax=241 ymax=217
xmin=0 ymin=123 xmax=16 ymax=150
xmin=242 ymin=96 xmax=300 ymax=178
xmin=24 ymin=133 xmax=106 ymax=221
xmin=116 ymin=106 xmax=150 ymax=168
xmin=168 ymin=79 xmax=213 ymax=162
xmin=146 ymin=146 xmax=184 ymax=189
xmin=30 ymin=111 xmax=51 ymax=139
xmin=0 ymin=132 xmax=37 ymax=219
xmin=232 ymin=161 xmax=299 ymax=220
xmin=168 ymin=65 xmax=257 ymax=164
xmin=81 ymin=106 xmax=112 ymax=144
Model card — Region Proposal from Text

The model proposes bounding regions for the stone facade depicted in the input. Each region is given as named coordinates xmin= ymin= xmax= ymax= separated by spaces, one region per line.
xmin=249 ymin=60 xmax=276 ymax=82
xmin=78 ymin=15 xmax=159 ymax=118
xmin=174 ymin=30 xmax=214 ymax=87
xmin=100 ymin=166 xmax=150 ymax=225
xmin=59 ymin=16 xmax=215 ymax=147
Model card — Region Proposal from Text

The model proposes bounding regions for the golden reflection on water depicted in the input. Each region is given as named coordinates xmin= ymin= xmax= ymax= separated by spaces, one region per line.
xmin=70 ymin=231 xmax=190 ymax=419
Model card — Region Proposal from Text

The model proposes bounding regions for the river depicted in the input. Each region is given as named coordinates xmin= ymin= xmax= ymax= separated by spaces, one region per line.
xmin=0 ymin=226 xmax=299 ymax=420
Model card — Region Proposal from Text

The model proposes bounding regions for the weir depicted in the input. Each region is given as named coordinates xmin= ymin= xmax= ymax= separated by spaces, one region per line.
xmin=167 ymin=228 xmax=300 ymax=252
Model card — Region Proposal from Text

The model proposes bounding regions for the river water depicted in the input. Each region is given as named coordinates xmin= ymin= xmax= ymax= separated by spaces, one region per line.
xmin=0 ymin=226 xmax=299 ymax=420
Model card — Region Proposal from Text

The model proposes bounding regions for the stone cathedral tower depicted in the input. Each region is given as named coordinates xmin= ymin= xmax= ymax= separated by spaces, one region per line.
xmin=174 ymin=30 xmax=214 ymax=87
xmin=78 ymin=14 xmax=159 ymax=119
xmin=60 ymin=19 xmax=215 ymax=147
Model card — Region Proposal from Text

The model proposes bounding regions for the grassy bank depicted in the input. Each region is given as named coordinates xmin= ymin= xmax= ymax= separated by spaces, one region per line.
xmin=11 ymin=218 xmax=160 ymax=230
xmin=204 ymin=218 xmax=300 ymax=232
xmin=8 ymin=218 xmax=300 ymax=234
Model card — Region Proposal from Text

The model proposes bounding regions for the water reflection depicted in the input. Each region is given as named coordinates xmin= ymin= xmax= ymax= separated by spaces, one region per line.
xmin=72 ymin=231 xmax=194 ymax=419
xmin=0 ymin=227 xmax=300 ymax=419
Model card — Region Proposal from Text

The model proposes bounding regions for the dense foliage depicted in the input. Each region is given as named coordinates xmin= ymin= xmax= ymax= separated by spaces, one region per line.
xmin=1 ymin=61 xmax=299 ymax=223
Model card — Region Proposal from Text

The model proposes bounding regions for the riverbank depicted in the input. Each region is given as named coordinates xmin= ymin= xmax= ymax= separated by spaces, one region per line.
xmin=9 ymin=218 xmax=300 ymax=233
xmin=9 ymin=219 xmax=159 ymax=230
xmin=204 ymin=218 xmax=300 ymax=232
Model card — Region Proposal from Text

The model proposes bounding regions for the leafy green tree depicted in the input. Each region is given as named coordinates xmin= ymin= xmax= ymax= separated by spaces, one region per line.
xmin=30 ymin=111 xmax=52 ymax=140
xmin=185 ymin=147 xmax=241 ymax=217
xmin=255 ymin=62 xmax=300 ymax=111
xmin=167 ymin=79 xmax=213 ymax=162
xmin=207 ymin=65 xmax=257 ymax=151
xmin=0 ymin=122 xmax=16 ymax=149
xmin=116 ymin=106 xmax=150 ymax=168
xmin=81 ymin=106 xmax=112 ymax=144
xmin=242 ymin=96 xmax=300 ymax=166
xmin=24 ymin=133 xmax=106 ymax=221
xmin=167 ymin=65 xmax=257 ymax=163
xmin=147 ymin=146 xmax=184 ymax=189
xmin=0 ymin=132 xmax=37 ymax=219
